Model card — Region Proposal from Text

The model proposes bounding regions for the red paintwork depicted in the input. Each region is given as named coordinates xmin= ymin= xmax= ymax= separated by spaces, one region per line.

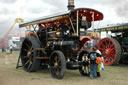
xmin=71 ymin=8 xmax=103 ymax=22
xmin=38 ymin=8 xmax=103 ymax=29
xmin=98 ymin=38 xmax=116 ymax=65
xmin=80 ymin=36 xmax=91 ymax=49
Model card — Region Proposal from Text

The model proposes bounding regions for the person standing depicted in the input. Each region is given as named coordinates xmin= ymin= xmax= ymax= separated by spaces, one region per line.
xmin=88 ymin=47 xmax=101 ymax=79
xmin=10 ymin=45 xmax=13 ymax=54
xmin=94 ymin=45 xmax=104 ymax=77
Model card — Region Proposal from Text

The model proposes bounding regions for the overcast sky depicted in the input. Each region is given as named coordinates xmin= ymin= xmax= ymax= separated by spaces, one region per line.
xmin=0 ymin=0 xmax=128 ymax=38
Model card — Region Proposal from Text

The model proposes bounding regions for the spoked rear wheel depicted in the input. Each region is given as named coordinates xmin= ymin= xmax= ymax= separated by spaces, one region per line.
xmin=20 ymin=37 xmax=41 ymax=72
xmin=78 ymin=50 xmax=90 ymax=76
xmin=98 ymin=37 xmax=121 ymax=65
xmin=49 ymin=51 xmax=66 ymax=79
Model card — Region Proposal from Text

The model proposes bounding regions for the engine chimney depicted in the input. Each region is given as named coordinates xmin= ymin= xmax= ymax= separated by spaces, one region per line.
xmin=67 ymin=0 xmax=75 ymax=10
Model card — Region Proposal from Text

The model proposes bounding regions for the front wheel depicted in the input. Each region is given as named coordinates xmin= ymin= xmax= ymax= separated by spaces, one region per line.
xmin=78 ymin=50 xmax=90 ymax=76
xmin=49 ymin=51 xmax=66 ymax=79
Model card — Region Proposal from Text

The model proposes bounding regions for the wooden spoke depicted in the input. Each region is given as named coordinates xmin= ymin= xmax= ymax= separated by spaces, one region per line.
xmin=55 ymin=67 xmax=60 ymax=75
xmin=82 ymin=56 xmax=85 ymax=61
xmin=27 ymin=63 xmax=32 ymax=69
xmin=85 ymin=66 xmax=89 ymax=74
xmin=57 ymin=65 xmax=61 ymax=69
xmin=24 ymin=49 xmax=29 ymax=52
xmin=54 ymin=56 xmax=58 ymax=62
xmin=29 ymin=47 xmax=33 ymax=51
xmin=53 ymin=56 xmax=61 ymax=75
xmin=29 ymin=59 xmax=33 ymax=64
xmin=30 ymin=54 xmax=34 ymax=57
xmin=53 ymin=65 xmax=57 ymax=69
xmin=25 ymin=60 xmax=30 ymax=65
xmin=24 ymin=56 xmax=29 ymax=58
xmin=53 ymin=63 xmax=61 ymax=69
xmin=31 ymin=49 xmax=34 ymax=53
xmin=83 ymin=55 xmax=88 ymax=61
xmin=25 ymin=43 xmax=30 ymax=48
xmin=57 ymin=57 xmax=60 ymax=63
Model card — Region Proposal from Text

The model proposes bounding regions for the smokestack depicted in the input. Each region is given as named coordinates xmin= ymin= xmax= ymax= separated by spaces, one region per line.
xmin=67 ymin=0 xmax=75 ymax=10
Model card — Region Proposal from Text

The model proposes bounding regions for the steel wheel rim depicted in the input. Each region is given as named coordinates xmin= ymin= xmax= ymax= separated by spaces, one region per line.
xmin=98 ymin=38 xmax=116 ymax=65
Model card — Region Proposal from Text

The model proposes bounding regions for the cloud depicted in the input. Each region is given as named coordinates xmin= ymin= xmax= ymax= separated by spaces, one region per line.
xmin=41 ymin=0 xmax=67 ymax=10
xmin=0 ymin=0 xmax=17 ymax=4
xmin=0 ymin=0 xmax=128 ymax=38
xmin=0 ymin=7 xmax=16 ymax=15
xmin=26 ymin=0 xmax=51 ymax=14
xmin=0 ymin=18 xmax=13 ymax=38
xmin=110 ymin=0 xmax=128 ymax=18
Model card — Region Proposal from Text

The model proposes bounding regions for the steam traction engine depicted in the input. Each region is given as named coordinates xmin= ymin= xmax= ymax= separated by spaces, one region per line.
xmin=97 ymin=24 xmax=128 ymax=65
xmin=19 ymin=8 xmax=103 ymax=79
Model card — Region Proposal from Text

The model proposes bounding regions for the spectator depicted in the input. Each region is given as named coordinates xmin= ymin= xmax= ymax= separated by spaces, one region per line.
xmin=94 ymin=45 xmax=104 ymax=77
xmin=10 ymin=45 xmax=13 ymax=53
xmin=88 ymin=46 xmax=101 ymax=79
xmin=95 ymin=46 xmax=104 ymax=77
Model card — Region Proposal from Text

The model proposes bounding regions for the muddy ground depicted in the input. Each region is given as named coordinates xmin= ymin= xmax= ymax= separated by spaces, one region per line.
xmin=0 ymin=51 xmax=128 ymax=85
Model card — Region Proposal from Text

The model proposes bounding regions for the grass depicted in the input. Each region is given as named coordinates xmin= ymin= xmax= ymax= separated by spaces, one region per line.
xmin=0 ymin=51 xmax=128 ymax=85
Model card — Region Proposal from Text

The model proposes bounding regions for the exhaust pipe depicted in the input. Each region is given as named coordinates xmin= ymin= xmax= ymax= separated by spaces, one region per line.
xmin=67 ymin=0 xmax=75 ymax=10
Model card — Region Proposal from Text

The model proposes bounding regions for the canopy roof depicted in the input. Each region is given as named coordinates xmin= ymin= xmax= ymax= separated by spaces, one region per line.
xmin=19 ymin=8 xmax=103 ymax=28
xmin=95 ymin=23 xmax=128 ymax=32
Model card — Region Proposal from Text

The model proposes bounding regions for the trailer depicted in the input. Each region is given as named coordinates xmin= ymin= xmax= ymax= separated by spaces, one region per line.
xmin=96 ymin=23 xmax=128 ymax=65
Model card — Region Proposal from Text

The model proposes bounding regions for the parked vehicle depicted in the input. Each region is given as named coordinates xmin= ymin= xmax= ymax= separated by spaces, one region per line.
xmin=18 ymin=8 xmax=103 ymax=79
xmin=96 ymin=23 xmax=128 ymax=65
